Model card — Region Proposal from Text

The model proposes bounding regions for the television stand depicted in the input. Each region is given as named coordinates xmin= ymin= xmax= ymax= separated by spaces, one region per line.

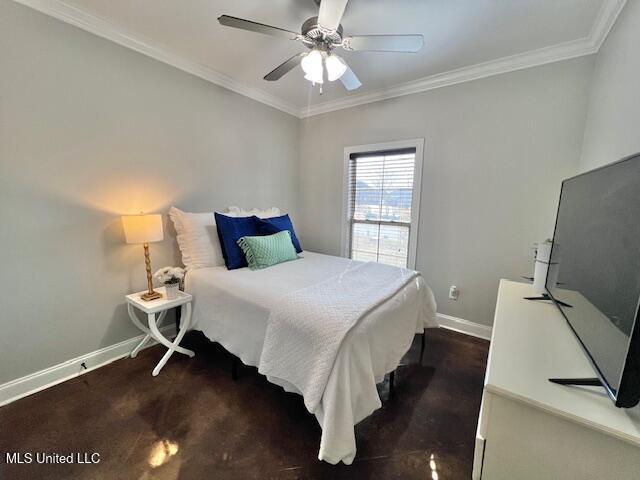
xmin=473 ymin=280 xmax=640 ymax=479
xmin=523 ymin=293 xmax=573 ymax=308
xmin=549 ymin=377 xmax=602 ymax=387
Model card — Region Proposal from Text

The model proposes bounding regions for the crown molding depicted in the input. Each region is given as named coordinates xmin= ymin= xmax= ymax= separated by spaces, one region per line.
xmin=590 ymin=0 xmax=628 ymax=50
xmin=300 ymin=37 xmax=598 ymax=117
xmin=300 ymin=0 xmax=628 ymax=118
xmin=13 ymin=0 xmax=627 ymax=119
xmin=13 ymin=0 xmax=301 ymax=117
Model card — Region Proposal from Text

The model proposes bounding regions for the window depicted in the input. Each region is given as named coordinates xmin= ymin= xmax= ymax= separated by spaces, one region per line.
xmin=342 ymin=140 xmax=423 ymax=269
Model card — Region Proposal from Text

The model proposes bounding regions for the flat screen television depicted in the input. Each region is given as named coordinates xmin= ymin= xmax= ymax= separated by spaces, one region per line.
xmin=546 ymin=153 xmax=640 ymax=408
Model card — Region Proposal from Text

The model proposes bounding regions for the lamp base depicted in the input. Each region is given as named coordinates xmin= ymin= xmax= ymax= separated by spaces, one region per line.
xmin=140 ymin=290 xmax=163 ymax=301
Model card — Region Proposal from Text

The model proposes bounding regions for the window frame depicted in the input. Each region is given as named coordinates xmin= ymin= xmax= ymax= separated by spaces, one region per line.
xmin=341 ymin=138 xmax=425 ymax=269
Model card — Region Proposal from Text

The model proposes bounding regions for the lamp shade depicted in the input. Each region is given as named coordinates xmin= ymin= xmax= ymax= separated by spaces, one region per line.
xmin=122 ymin=214 xmax=164 ymax=244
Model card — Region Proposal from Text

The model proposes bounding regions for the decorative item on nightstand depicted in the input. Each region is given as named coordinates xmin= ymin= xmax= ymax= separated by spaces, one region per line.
xmin=154 ymin=267 xmax=185 ymax=300
xmin=122 ymin=214 xmax=164 ymax=301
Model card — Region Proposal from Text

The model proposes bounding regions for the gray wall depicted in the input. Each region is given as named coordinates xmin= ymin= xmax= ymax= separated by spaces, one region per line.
xmin=298 ymin=58 xmax=594 ymax=327
xmin=0 ymin=1 xmax=299 ymax=384
xmin=580 ymin=0 xmax=640 ymax=171
xmin=0 ymin=0 xmax=601 ymax=386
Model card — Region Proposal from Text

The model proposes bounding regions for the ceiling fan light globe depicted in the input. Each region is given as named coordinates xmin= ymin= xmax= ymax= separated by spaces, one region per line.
xmin=301 ymin=49 xmax=323 ymax=76
xmin=304 ymin=72 xmax=324 ymax=85
xmin=325 ymin=54 xmax=347 ymax=81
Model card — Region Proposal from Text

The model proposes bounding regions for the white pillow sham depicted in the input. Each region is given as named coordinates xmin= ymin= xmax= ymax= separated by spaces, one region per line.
xmin=225 ymin=206 xmax=281 ymax=219
xmin=169 ymin=207 xmax=225 ymax=270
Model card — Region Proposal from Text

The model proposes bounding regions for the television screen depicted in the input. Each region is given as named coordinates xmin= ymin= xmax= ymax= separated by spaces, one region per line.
xmin=546 ymin=153 xmax=640 ymax=408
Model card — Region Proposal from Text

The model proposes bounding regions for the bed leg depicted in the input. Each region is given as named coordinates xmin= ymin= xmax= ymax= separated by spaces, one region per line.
xmin=231 ymin=357 xmax=239 ymax=381
xmin=420 ymin=332 xmax=426 ymax=365
xmin=389 ymin=370 xmax=395 ymax=399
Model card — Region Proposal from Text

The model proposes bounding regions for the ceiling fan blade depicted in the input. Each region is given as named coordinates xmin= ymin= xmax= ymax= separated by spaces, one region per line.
xmin=340 ymin=65 xmax=362 ymax=91
xmin=318 ymin=0 xmax=349 ymax=32
xmin=342 ymin=35 xmax=424 ymax=53
xmin=218 ymin=15 xmax=299 ymax=40
xmin=264 ymin=53 xmax=306 ymax=81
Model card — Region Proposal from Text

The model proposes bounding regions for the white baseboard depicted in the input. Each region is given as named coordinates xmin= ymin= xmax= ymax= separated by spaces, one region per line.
xmin=0 ymin=325 xmax=176 ymax=407
xmin=1 ymin=314 xmax=488 ymax=408
xmin=437 ymin=313 xmax=493 ymax=341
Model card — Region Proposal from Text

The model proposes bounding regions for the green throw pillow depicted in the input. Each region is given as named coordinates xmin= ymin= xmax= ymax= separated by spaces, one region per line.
xmin=237 ymin=230 xmax=298 ymax=270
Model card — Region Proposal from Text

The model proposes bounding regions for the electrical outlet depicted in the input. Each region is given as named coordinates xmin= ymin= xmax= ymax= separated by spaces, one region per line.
xmin=449 ymin=285 xmax=460 ymax=301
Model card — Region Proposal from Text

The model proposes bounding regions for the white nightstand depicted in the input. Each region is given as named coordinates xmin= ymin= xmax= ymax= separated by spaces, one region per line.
xmin=125 ymin=286 xmax=195 ymax=376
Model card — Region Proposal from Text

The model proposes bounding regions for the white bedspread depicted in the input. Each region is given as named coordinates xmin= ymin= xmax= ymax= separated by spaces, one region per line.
xmin=259 ymin=261 xmax=419 ymax=413
xmin=185 ymin=252 xmax=437 ymax=464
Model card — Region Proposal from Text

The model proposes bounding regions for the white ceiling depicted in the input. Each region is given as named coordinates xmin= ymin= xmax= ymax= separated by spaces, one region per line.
xmin=18 ymin=0 xmax=626 ymax=116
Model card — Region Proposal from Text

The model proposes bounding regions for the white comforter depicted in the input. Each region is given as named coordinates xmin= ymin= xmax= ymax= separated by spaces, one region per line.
xmin=186 ymin=252 xmax=437 ymax=464
xmin=259 ymin=261 xmax=420 ymax=413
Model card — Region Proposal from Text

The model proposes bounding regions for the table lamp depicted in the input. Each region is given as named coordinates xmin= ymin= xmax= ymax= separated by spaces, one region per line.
xmin=122 ymin=214 xmax=164 ymax=301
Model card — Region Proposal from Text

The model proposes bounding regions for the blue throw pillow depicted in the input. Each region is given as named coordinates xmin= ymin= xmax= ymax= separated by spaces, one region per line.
xmin=214 ymin=213 xmax=261 ymax=270
xmin=257 ymin=214 xmax=302 ymax=253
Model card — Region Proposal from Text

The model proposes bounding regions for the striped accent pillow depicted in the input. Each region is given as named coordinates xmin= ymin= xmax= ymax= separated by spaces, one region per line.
xmin=237 ymin=230 xmax=298 ymax=270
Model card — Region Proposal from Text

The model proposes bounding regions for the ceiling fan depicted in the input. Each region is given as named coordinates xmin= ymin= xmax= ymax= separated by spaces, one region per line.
xmin=218 ymin=0 xmax=424 ymax=92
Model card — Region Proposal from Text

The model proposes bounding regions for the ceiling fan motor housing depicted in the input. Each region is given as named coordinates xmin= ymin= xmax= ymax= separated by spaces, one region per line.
xmin=301 ymin=16 xmax=343 ymax=49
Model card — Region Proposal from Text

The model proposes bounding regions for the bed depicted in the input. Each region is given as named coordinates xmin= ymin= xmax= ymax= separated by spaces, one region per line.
xmin=185 ymin=250 xmax=437 ymax=464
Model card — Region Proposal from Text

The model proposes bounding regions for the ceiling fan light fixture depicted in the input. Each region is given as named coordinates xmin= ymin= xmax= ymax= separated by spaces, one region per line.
xmin=325 ymin=54 xmax=347 ymax=81
xmin=301 ymin=49 xmax=324 ymax=84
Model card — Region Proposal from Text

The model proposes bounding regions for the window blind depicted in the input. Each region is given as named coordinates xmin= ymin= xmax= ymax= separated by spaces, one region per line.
xmin=347 ymin=148 xmax=417 ymax=268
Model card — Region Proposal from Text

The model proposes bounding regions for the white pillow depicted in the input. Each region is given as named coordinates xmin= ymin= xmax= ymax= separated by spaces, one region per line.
xmin=169 ymin=207 xmax=225 ymax=270
xmin=225 ymin=206 xmax=281 ymax=219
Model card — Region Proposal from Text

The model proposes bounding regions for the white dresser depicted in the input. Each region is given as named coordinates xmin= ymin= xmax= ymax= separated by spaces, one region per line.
xmin=473 ymin=280 xmax=640 ymax=479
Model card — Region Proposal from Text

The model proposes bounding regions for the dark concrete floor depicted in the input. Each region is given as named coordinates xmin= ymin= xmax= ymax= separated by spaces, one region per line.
xmin=0 ymin=328 xmax=488 ymax=480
